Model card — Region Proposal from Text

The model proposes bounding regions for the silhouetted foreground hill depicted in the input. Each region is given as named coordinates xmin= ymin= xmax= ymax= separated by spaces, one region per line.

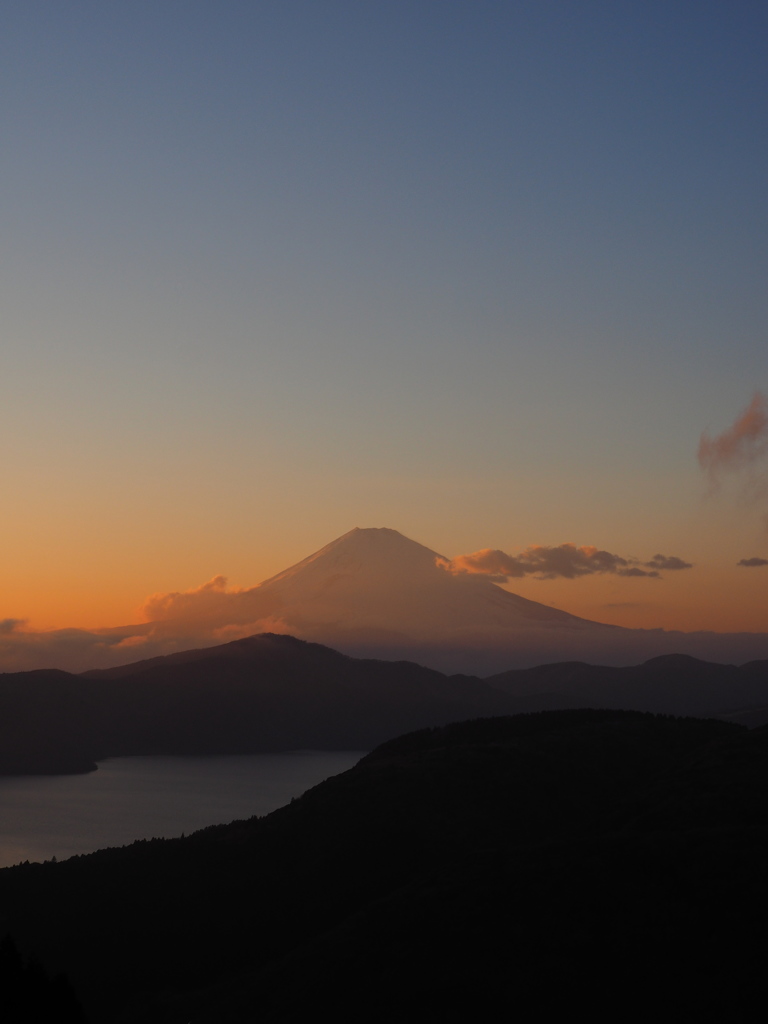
xmin=3 ymin=636 xmax=768 ymax=774
xmin=1 ymin=709 xmax=767 ymax=1022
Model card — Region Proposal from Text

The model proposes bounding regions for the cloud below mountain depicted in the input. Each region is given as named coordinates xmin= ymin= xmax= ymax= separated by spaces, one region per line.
xmin=141 ymin=575 xmax=274 ymax=630
xmin=0 ymin=575 xmax=291 ymax=674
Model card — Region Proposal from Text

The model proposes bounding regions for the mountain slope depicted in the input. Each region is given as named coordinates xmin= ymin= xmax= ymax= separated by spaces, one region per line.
xmin=247 ymin=526 xmax=622 ymax=672
xmin=258 ymin=526 xmax=591 ymax=630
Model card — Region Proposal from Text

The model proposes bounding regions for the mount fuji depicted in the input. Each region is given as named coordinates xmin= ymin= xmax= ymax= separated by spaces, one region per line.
xmin=237 ymin=527 xmax=768 ymax=674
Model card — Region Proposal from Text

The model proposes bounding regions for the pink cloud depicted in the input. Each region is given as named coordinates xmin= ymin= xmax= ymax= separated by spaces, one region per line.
xmin=698 ymin=392 xmax=768 ymax=479
xmin=440 ymin=542 xmax=693 ymax=581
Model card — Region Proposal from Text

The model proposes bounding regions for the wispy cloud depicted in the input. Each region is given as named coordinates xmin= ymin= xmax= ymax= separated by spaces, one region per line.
xmin=698 ymin=392 xmax=768 ymax=481
xmin=439 ymin=543 xmax=693 ymax=581
xmin=737 ymin=556 xmax=768 ymax=568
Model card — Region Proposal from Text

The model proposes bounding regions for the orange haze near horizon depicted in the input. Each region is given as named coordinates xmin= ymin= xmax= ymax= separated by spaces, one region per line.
xmin=6 ymin=531 xmax=768 ymax=638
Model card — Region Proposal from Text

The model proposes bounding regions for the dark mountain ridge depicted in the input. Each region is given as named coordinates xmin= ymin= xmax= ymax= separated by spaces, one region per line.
xmin=489 ymin=651 xmax=768 ymax=718
xmin=4 ymin=634 xmax=768 ymax=775
xmin=0 ymin=634 xmax=513 ymax=774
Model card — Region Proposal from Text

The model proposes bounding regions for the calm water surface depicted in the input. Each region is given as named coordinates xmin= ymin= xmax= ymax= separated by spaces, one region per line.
xmin=0 ymin=751 xmax=364 ymax=869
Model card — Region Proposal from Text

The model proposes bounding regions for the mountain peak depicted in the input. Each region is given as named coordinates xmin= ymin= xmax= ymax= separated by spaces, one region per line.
xmin=330 ymin=526 xmax=445 ymax=556
xmin=260 ymin=527 xmax=448 ymax=590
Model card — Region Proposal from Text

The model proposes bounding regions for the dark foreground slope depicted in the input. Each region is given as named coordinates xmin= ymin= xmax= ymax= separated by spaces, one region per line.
xmin=1 ymin=709 xmax=767 ymax=1022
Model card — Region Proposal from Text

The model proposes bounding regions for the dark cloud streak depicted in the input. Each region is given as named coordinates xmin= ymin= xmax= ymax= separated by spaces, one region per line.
xmin=0 ymin=618 xmax=27 ymax=634
xmin=645 ymin=554 xmax=693 ymax=571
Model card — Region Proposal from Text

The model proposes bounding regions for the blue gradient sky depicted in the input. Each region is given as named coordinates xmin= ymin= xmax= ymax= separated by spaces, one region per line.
xmin=2 ymin=1 xmax=767 ymax=633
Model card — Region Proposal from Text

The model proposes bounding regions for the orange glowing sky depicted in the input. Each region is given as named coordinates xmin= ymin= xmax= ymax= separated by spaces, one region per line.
xmin=2 ymin=3 xmax=767 ymax=664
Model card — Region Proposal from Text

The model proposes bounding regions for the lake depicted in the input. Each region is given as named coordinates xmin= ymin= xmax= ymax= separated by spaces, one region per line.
xmin=0 ymin=750 xmax=365 ymax=869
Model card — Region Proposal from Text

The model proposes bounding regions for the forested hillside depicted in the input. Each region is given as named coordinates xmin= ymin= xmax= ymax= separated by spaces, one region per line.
xmin=2 ymin=709 xmax=767 ymax=1021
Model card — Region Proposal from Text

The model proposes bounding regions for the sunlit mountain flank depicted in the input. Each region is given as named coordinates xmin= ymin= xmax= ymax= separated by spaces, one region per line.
xmin=248 ymin=526 xmax=613 ymax=672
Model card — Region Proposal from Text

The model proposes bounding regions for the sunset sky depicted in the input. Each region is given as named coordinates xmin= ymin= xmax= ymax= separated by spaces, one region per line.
xmin=3 ymin=1 xmax=768 ymax=656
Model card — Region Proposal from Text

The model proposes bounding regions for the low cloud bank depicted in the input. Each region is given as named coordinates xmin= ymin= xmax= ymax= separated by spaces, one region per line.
xmin=0 ymin=625 xmax=158 ymax=674
xmin=141 ymin=575 xmax=275 ymax=629
xmin=738 ymin=557 xmax=768 ymax=568
xmin=439 ymin=544 xmax=692 ymax=581
xmin=0 ymin=576 xmax=293 ymax=673
xmin=0 ymin=616 xmax=292 ymax=675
